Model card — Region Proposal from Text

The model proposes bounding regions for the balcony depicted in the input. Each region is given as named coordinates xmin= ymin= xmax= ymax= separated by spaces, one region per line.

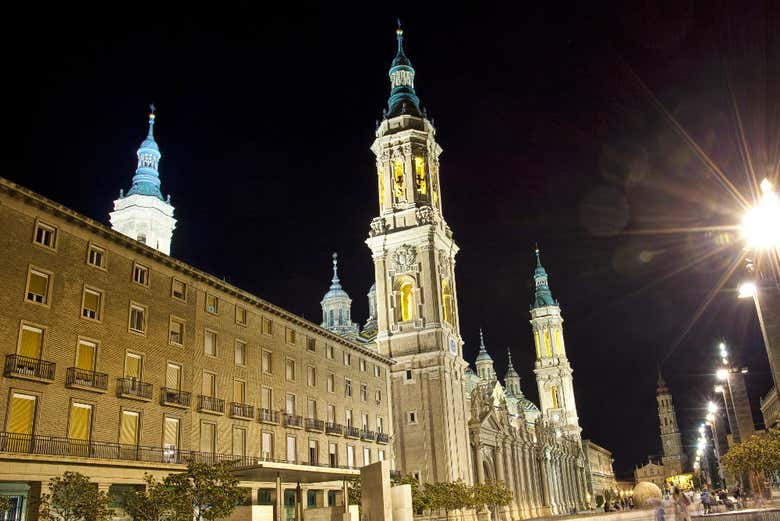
xmin=161 ymin=388 xmax=191 ymax=408
xmin=5 ymin=355 xmax=55 ymax=382
xmin=230 ymin=402 xmax=255 ymax=420
xmin=344 ymin=426 xmax=360 ymax=439
xmin=117 ymin=378 xmax=152 ymax=401
xmin=283 ymin=413 xmax=303 ymax=429
xmin=377 ymin=432 xmax=390 ymax=444
xmin=305 ymin=418 xmax=324 ymax=432
xmin=360 ymin=430 xmax=376 ymax=442
xmin=258 ymin=408 xmax=280 ymax=425
xmin=198 ymin=395 xmax=225 ymax=415
xmin=325 ymin=422 xmax=343 ymax=436
xmin=66 ymin=368 xmax=108 ymax=392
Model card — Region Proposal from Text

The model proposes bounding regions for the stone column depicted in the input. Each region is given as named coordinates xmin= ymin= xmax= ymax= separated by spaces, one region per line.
xmin=475 ymin=443 xmax=485 ymax=484
xmin=494 ymin=445 xmax=510 ymax=521
xmin=512 ymin=443 xmax=529 ymax=519
xmin=276 ymin=475 xmax=283 ymax=521
xmin=528 ymin=448 xmax=542 ymax=517
xmin=503 ymin=441 xmax=519 ymax=521
xmin=539 ymin=454 xmax=553 ymax=515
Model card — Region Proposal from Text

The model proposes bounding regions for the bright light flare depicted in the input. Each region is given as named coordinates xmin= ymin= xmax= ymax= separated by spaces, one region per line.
xmin=714 ymin=385 xmax=725 ymax=393
xmin=738 ymin=281 xmax=757 ymax=299
xmin=706 ymin=413 xmax=715 ymax=422
xmin=716 ymin=368 xmax=729 ymax=381
xmin=707 ymin=401 xmax=718 ymax=413
xmin=742 ymin=178 xmax=780 ymax=250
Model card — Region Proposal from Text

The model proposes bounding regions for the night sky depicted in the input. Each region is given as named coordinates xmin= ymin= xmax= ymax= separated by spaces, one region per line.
xmin=7 ymin=3 xmax=778 ymax=478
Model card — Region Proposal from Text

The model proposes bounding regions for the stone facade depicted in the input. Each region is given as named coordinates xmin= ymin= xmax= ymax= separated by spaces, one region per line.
xmin=583 ymin=440 xmax=617 ymax=499
xmin=0 ymin=177 xmax=393 ymax=519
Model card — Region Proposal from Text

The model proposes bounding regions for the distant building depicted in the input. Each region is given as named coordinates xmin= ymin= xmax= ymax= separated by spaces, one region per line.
xmin=634 ymin=459 xmax=666 ymax=488
xmin=760 ymin=387 xmax=779 ymax=428
xmin=582 ymin=440 xmax=617 ymax=498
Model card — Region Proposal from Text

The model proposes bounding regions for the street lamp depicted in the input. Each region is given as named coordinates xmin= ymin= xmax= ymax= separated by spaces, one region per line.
xmin=707 ymin=401 xmax=718 ymax=414
xmin=716 ymin=368 xmax=729 ymax=381
xmin=741 ymin=179 xmax=780 ymax=250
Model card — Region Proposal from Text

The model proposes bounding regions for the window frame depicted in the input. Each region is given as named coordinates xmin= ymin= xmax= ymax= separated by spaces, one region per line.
xmin=327 ymin=373 xmax=335 ymax=394
xmin=81 ymin=285 xmax=104 ymax=322
xmin=17 ymin=321 xmax=46 ymax=360
xmin=262 ymin=317 xmax=273 ymax=336
xmin=261 ymin=349 xmax=272 ymax=374
xmin=128 ymin=302 xmax=147 ymax=335
xmin=169 ymin=316 xmax=185 ymax=346
xmin=285 ymin=327 xmax=296 ymax=346
xmin=204 ymin=329 xmax=218 ymax=357
xmin=67 ymin=399 xmax=95 ymax=442
xmin=407 ymin=410 xmax=418 ymax=425
xmin=306 ymin=337 xmax=316 ymax=352
xmin=132 ymin=262 xmax=150 ymax=288
xmin=306 ymin=366 xmax=316 ymax=387
xmin=205 ymin=294 xmax=219 ymax=315
xmin=32 ymin=219 xmax=57 ymax=251
xmin=24 ymin=265 xmax=53 ymax=307
xmin=234 ymin=339 xmax=247 ymax=366
xmin=235 ymin=305 xmax=247 ymax=326
xmin=285 ymin=358 xmax=296 ymax=382
xmin=86 ymin=242 xmax=107 ymax=270
xmin=171 ymin=279 xmax=187 ymax=302
xmin=326 ymin=345 xmax=334 ymax=359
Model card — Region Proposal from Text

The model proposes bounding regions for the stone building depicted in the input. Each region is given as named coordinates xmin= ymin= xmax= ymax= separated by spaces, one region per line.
xmin=582 ymin=440 xmax=617 ymax=499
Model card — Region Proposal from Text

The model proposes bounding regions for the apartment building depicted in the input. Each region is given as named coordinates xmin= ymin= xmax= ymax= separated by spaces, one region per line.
xmin=0 ymin=178 xmax=393 ymax=520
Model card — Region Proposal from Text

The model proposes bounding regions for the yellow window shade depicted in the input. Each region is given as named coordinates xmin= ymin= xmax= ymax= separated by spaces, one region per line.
xmin=125 ymin=354 xmax=141 ymax=379
xmin=83 ymin=290 xmax=100 ymax=313
xmin=164 ymin=418 xmax=179 ymax=448
xmin=28 ymin=272 xmax=48 ymax=298
xmin=119 ymin=412 xmax=139 ymax=445
xmin=76 ymin=341 xmax=96 ymax=371
xmin=68 ymin=404 xmax=92 ymax=441
xmin=19 ymin=326 xmax=43 ymax=359
xmin=166 ymin=364 xmax=181 ymax=389
xmin=234 ymin=381 xmax=245 ymax=403
xmin=203 ymin=373 xmax=215 ymax=397
xmin=8 ymin=394 xmax=36 ymax=434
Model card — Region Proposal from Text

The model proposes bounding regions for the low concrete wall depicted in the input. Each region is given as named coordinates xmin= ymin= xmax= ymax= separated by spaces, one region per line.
xmin=391 ymin=484 xmax=413 ymax=521
xmin=691 ymin=509 xmax=780 ymax=521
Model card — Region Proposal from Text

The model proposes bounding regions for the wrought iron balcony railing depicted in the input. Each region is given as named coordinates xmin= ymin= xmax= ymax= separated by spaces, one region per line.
xmin=117 ymin=378 xmax=153 ymax=400
xmin=377 ymin=432 xmax=390 ymax=444
xmin=305 ymin=418 xmax=324 ymax=432
xmin=360 ymin=430 xmax=376 ymax=442
xmin=344 ymin=426 xmax=360 ymax=439
xmin=257 ymin=408 xmax=279 ymax=424
xmin=283 ymin=413 xmax=303 ymax=428
xmin=325 ymin=422 xmax=343 ymax=435
xmin=66 ymin=367 xmax=108 ymax=391
xmin=230 ymin=402 xmax=254 ymax=419
xmin=161 ymin=388 xmax=191 ymax=407
xmin=198 ymin=395 xmax=225 ymax=414
xmin=5 ymin=355 xmax=55 ymax=381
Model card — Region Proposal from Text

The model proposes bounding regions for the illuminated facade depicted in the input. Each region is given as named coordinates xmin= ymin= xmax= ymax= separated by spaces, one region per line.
xmin=656 ymin=371 xmax=684 ymax=475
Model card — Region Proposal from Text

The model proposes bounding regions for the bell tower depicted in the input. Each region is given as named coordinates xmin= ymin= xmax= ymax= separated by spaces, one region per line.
xmin=365 ymin=25 xmax=472 ymax=485
xmin=657 ymin=370 xmax=684 ymax=474
xmin=530 ymin=247 xmax=582 ymax=437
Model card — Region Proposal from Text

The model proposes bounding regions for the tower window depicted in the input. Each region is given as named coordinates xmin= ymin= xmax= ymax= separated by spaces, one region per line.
xmin=407 ymin=410 xmax=417 ymax=424
xmin=392 ymin=160 xmax=405 ymax=201
xmin=414 ymin=156 xmax=427 ymax=195
xmin=551 ymin=385 xmax=560 ymax=409
xmin=400 ymin=281 xmax=415 ymax=322
xmin=378 ymin=168 xmax=385 ymax=209
xmin=329 ymin=310 xmax=334 ymax=327
xmin=441 ymin=278 xmax=452 ymax=324
xmin=544 ymin=330 xmax=552 ymax=357
xmin=405 ymin=370 xmax=413 ymax=381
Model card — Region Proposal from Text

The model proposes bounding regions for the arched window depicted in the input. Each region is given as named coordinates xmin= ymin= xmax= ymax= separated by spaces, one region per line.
xmin=400 ymin=281 xmax=415 ymax=322
xmin=555 ymin=329 xmax=564 ymax=355
xmin=534 ymin=331 xmax=541 ymax=359
xmin=551 ymin=386 xmax=560 ymax=409
xmin=414 ymin=156 xmax=427 ymax=195
xmin=441 ymin=278 xmax=452 ymax=324
xmin=329 ymin=309 xmax=334 ymax=327
xmin=378 ymin=169 xmax=385 ymax=209
xmin=338 ymin=308 xmax=343 ymax=325
xmin=544 ymin=329 xmax=552 ymax=357
xmin=392 ymin=160 xmax=405 ymax=201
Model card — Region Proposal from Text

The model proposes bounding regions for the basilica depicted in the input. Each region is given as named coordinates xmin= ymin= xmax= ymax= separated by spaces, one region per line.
xmin=0 ymin=25 xmax=599 ymax=521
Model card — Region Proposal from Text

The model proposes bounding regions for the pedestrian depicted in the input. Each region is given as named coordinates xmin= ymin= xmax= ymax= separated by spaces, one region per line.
xmin=701 ymin=486 xmax=712 ymax=515
xmin=674 ymin=490 xmax=691 ymax=521
xmin=655 ymin=502 xmax=666 ymax=521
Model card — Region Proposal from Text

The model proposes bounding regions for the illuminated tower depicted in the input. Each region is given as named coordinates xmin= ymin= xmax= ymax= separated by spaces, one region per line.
xmin=320 ymin=253 xmax=359 ymax=339
xmin=530 ymin=247 xmax=582 ymax=436
xmin=365 ymin=25 xmax=472 ymax=485
xmin=110 ymin=107 xmax=176 ymax=255
xmin=657 ymin=370 xmax=684 ymax=474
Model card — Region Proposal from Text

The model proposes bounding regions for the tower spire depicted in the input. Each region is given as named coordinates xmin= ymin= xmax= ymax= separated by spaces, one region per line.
xmin=125 ymin=105 xmax=163 ymax=200
xmin=532 ymin=244 xmax=555 ymax=308
xmin=330 ymin=252 xmax=341 ymax=288
xmin=385 ymin=23 xmax=422 ymax=118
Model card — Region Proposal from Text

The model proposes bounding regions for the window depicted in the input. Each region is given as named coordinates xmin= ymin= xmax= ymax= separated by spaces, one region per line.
xmin=261 ymin=432 xmax=274 ymax=459
xmin=378 ymin=449 xmax=385 ymax=462
xmin=262 ymin=317 xmax=273 ymax=335
xmin=343 ymin=352 xmax=351 ymax=367
xmin=124 ymin=352 xmax=143 ymax=380
xmin=261 ymin=387 xmax=272 ymax=410
xmin=285 ymin=328 xmax=296 ymax=345
xmin=119 ymin=411 xmax=140 ymax=446
xmin=307 ymin=399 xmax=317 ymax=419
xmin=166 ymin=363 xmax=182 ymax=390
xmin=306 ymin=337 xmax=316 ymax=352
xmin=164 ymin=417 xmax=180 ymax=452
xmin=200 ymin=422 xmax=216 ymax=453
xmin=329 ymin=443 xmax=338 ymax=467
xmin=286 ymin=435 xmax=297 ymax=463
xmin=236 ymin=306 xmax=247 ymax=326
xmin=234 ymin=380 xmax=246 ymax=403
xmin=68 ymin=403 xmax=93 ymax=441
xmin=551 ymin=386 xmax=559 ymax=409
xmin=204 ymin=330 xmax=217 ymax=356
xmin=374 ymin=365 xmax=381 ymax=378
xmin=202 ymin=372 xmax=216 ymax=397
xmin=76 ymin=339 xmax=97 ymax=372
xmin=376 ymin=417 xmax=384 ymax=434
xmin=285 ymin=359 xmax=296 ymax=381
xmin=375 ymin=389 xmax=382 ymax=404
xmin=363 ymin=447 xmax=371 ymax=465
xmin=327 ymin=404 xmax=336 ymax=423
xmin=169 ymin=317 xmax=184 ymax=345
xmin=232 ymin=427 xmax=246 ymax=457
xmin=400 ymin=280 xmax=415 ymax=321
xmin=261 ymin=350 xmax=272 ymax=373
xmin=345 ymin=409 xmax=353 ymax=427
xmin=345 ymin=378 xmax=352 ymax=398
xmin=359 ymin=359 xmax=366 ymax=372
xmin=307 ymin=366 xmax=316 ymax=387
xmin=8 ymin=393 xmax=37 ymax=437
xmin=235 ymin=340 xmax=246 ymax=365
xmin=82 ymin=288 xmax=102 ymax=320
xmin=346 ymin=445 xmax=355 ymax=467
xmin=285 ymin=394 xmax=296 ymax=415
xmin=408 ymin=411 xmax=417 ymax=424
xmin=360 ymin=384 xmax=367 ymax=402
xmin=87 ymin=244 xmax=106 ymax=269
xmin=129 ymin=304 xmax=146 ymax=334
xmin=326 ymin=345 xmax=334 ymax=359
xmin=414 ymin=156 xmax=427 ymax=195
xmin=133 ymin=263 xmax=149 ymax=287
xmin=326 ymin=373 xmax=335 ymax=393
xmin=18 ymin=324 xmax=44 ymax=359
xmin=26 ymin=268 xmax=51 ymax=305
xmin=309 ymin=439 xmax=319 ymax=465
xmin=206 ymin=294 xmax=218 ymax=314
xmin=405 ymin=370 xmax=413 ymax=381
xmin=33 ymin=221 xmax=57 ymax=249
xmin=361 ymin=413 xmax=369 ymax=429
xmin=172 ymin=279 xmax=187 ymax=301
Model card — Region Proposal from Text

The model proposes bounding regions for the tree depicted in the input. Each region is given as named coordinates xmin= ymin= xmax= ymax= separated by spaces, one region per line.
xmin=0 ymin=496 xmax=12 ymax=514
xmin=124 ymin=474 xmax=191 ymax=521
xmin=470 ymin=481 xmax=513 ymax=515
xmin=721 ymin=425 xmax=780 ymax=476
xmin=425 ymin=481 xmax=471 ymax=520
xmin=392 ymin=475 xmax=431 ymax=514
xmin=347 ymin=477 xmax=361 ymax=505
xmin=39 ymin=472 xmax=112 ymax=521
xmin=184 ymin=462 xmax=244 ymax=521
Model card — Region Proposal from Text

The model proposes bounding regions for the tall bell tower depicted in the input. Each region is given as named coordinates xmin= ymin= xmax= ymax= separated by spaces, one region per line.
xmin=530 ymin=247 xmax=582 ymax=437
xmin=365 ymin=25 xmax=472 ymax=484
xmin=657 ymin=370 xmax=684 ymax=474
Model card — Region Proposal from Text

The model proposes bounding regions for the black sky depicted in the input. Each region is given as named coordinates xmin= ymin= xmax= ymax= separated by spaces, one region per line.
xmin=6 ymin=3 xmax=778 ymax=478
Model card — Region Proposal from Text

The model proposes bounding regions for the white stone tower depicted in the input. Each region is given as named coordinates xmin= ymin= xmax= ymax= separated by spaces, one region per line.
xmin=657 ymin=370 xmax=684 ymax=474
xmin=365 ymin=25 xmax=473 ymax=484
xmin=110 ymin=107 xmax=176 ymax=255
xmin=475 ymin=329 xmax=496 ymax=382
xmin=320 ymin=253 xmax=359 ymax=339
xmin=530 ymin=247 xmax=582 ymax=437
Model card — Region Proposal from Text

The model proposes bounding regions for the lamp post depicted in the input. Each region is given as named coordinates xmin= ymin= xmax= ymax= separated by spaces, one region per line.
xmin=739 ymin=178 xmax=780 ymax=403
